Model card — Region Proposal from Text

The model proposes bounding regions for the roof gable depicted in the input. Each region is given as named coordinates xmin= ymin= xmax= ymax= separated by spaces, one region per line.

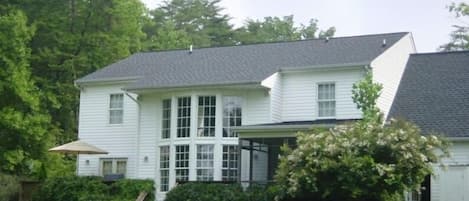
xmin=389 ymin=51 xmax=469 ymax=137
xmin=76 ymin=32 xmax=408 ymax=89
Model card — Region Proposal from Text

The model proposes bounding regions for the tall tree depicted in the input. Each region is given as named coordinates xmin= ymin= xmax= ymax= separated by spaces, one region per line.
xmin=0 ymin=7 xmax=53 ymax=177
xmin=441 ymin=2 xmax=469 ymax=51
xmin=10 ymin=0 xmax=147 ymax=144
xmin=145 ymin=0 xmax=234 ymax=49
xmin=234 ymin=15 xmax=336 ymax=45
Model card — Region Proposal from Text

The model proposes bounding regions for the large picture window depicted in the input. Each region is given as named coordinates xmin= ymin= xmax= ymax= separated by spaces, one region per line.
xmin=223 ymin=97 xmax=242 ymax=137
xmin=175 ymin=145 xmax=189 ymax=182
xmin=196 ymin=144 xmax=214 ymax=181
xmin=318 ymin=83 xmax=336 ymax=117
xmin=197 ymin=96 xmax=216 ymax=137
xmin=222 ymin=145 xmax=238 ymax=181
xmin=162 ymin=99 xmax=171 ymax=139
xmin=109 ymin=94 xmax=123 ymax=124
xmin=177 ymin=97 xmax=191 ymax=138
xmin=159 ymin=146 xmax=170 ymax=192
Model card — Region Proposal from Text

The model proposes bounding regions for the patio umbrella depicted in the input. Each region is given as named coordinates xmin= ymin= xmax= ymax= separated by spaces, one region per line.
xmin=49 ymin=140 xmax=108 ymax=154
xmin=49 ymin=140 xmax=108 ymax=175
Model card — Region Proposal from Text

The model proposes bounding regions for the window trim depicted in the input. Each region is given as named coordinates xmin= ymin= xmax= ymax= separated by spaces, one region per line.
xmin=159 ymin=146 xmax=170 ymax=192
xmin=161 ymin=99 xmax=172 ymax=139
xmin=109 ymin=93 xmax=124 ymax=125
xmin=176 ymin=96 xmax=191 ymax=138
xmin=317 ymin=82 xmax=336 ymax=119
xmin=222 ymin=96 xmax=242 ymax=138
xmin=175 ymin=144 xmax=190 ymax=182
xmin=100 ymin=158 xmax=127 ymax=176
xmin=197 ymin=96 xmax=216 ymax=137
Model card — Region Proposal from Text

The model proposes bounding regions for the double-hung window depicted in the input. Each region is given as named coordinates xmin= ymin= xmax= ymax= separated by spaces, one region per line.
xmin=109 ymin=94 xmax=123 ymax=124
xmin=318 ymin=83 xmax=336 ymax=118
xmin=197 ymin=96 xmax=216 ymax=137
xmin=177 ymin=97 xmax=191 ymax=138
xmin=175 ymin=145 xmax=189 ymax=182
xmin=159 ymin=146 xmax=170 ymax=192
xmin=162 ymin=99 xmax=171 ymax=139
xmin=223 ymin=97 xmax=242 ymax=137
xmin=101 ymin=158 xmax=127 ymax=176
xmin=196 ymin=144 xmax=214 ymax=181
xmin=222 ymin=145 xmax=239 ymax=181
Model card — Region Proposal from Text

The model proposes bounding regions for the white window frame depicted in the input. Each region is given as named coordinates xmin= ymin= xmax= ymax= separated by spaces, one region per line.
xmin=161 ymin=99 xmax=171 ymax=139
xmin=196 ymin=144 xmax=214 ymax=181
xmin=317 ymin=82 xmax=336 ymax=118
xmin=109 ymin=93 xmax=124 ymax=124
xmin=197 ymin=96 xmax=216 ymax=137
xmin=223 ymin=96 xmax=242 ymax=138
xmin=175 ymin=145 xmax=190 ymax=182
xmin=159 ymin=146 xmax=170 ymax=192
xmin=100 ymin=158 xmax=127 ymax=176
xmin=177 ymin=97 xmax=191 ymax=138
xmin=222 ymin=145 xmax=239 ymax=181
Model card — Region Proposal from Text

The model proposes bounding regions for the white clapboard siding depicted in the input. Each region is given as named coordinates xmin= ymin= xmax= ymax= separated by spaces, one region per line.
xmin=77 ymin=84 xmax=138 ymax=177
xmin=371 ymin=33 xmax=416 ymax=119
xmin=243 ymin=90 xmax=271 ymax=125
xmin=281 ymin=68 xmax=364 ymax=122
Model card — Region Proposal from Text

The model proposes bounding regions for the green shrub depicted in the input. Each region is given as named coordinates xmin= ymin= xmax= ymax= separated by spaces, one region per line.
xmin=165 ymin=182 xmax=244 ymax=201
xmin=0 ymin=173 xmax=19 ymax=201
xmin=244 ymin=183 xmax=280 ymax=201
xmin=110 ymin=179 xmax=155 ymax=201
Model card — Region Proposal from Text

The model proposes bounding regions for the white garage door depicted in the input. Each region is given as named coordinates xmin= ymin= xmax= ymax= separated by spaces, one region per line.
xmin=432 ymin=166 xmax=469 ymax=201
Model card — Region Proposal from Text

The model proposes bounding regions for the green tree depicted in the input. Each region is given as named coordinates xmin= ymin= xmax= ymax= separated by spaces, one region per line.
xmin=440 ymin=2 xmax=469 ymax=50
xmin=234 ymin=15 xmax=335 ymax=45
xmin=0 ymin=7 xmax=53 ymax=177
xmin=275 ymin=73 xmax=449 ymax=201
xmin=145 ymin=0 xmax=234 ymax=49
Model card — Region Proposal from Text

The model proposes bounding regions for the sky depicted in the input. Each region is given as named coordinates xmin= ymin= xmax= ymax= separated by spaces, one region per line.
xmin=141 ymin=0 xmax=466 ymax=53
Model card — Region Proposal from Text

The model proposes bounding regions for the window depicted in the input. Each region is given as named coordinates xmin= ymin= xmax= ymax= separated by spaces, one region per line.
xmin=175 ymin=145 xmax=189 ymax=182
xmin=101 ymin=158 xmax=127 ymax=176
xmin=177 ymin=97 xmax=191 ymax=138
xmin=318 ymin=83 xmax=335 ymax=117
xmin=196 ymin=144 xmax=214 ymax=181
xmin=197 ymin=96 xmax=216 ymax=137
xmin=159 ymin=146 xmax=170 ymax=192
xmin=162 ymin=99 xmax=171 ymax=139
xmin=222 ymin=145 xmax=239 ymax=181
xmin=109 ymin=94 xmax=124 ymax=124
xmin=223 ymin=97 xmax=242 ymax=137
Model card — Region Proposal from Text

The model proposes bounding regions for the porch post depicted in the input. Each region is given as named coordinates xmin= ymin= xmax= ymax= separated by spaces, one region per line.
xmin=249 ymin=141 xmax=253 ymax=182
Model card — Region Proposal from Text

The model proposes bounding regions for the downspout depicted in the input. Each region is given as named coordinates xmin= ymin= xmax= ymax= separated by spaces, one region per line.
xmin=125 ymin=92 xmax=141 ymax=178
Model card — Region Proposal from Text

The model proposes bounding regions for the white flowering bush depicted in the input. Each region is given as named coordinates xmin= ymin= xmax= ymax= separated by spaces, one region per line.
xmin=274 ymin=73 xmax=449 ymax=201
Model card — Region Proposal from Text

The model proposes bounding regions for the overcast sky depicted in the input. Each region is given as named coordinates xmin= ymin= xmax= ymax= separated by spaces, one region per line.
xmin=142 ymin=0 xmax=465 ymax=53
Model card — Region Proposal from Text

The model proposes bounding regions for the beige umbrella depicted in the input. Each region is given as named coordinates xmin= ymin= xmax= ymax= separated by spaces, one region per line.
xmin=49 ymin=140 xmax=108 ymax=175
xmin=49 ymin=140 xmax=108 ymax=154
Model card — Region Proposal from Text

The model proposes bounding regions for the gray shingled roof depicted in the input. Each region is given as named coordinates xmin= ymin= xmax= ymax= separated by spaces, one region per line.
xmin=76 ymin=32 xmax=408 ymax=89
xmin=389 ymin=51 xmax=469 ymax=137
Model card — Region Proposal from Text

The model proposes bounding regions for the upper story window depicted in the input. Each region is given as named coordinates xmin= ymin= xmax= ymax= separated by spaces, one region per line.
xmin=318 ymin=83 xmax=336 ymax=118
xmin=177 ymin=97 xmax=191 ymax=138
xmin=109 ymin=94 xmax=124 ymax=124
xmin=223 ymin=97 xmax=242 ymax=137
xmin=159 ymin=146 xmax=170 ymax=192
xmin=162 ymin=99 xmax=171 ymax=139
xmin=196 ymin=144 xmax=214 ymax=181
xmin=101 ymin=158 xmax=127 ymax=176
xmin=197 ymin=96 xmax=216 ymax=137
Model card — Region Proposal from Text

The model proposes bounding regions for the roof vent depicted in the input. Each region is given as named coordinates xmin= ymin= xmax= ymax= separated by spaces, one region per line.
xmin=325 ymin=37 xmax=330 ymax=42
xmin=382 ymin=39 xmax=387 ymax=47
xmin=189 ymin=45 xmax=193 ymax=54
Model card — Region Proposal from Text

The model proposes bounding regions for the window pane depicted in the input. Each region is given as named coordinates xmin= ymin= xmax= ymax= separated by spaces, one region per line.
xmin=109 ymin=94 xmax=124 ymax=124
xmin=223 ymin=97 xmax=242 ymax=137
xmin=197 ymin=145 xmax=214 ymax=181
xmin=198 ymin=96 xmax=216 ymax=137
xmin=318 ymin=83 xmax=335 ymax=117
xmin=222 ymin=145 xmax=239 ymax=181
xmin=116 ymin=161 xmax=126 ymax=175
xmin=175 ymin=145 xmax=189 ymax=182
xmin=102 ymin=161 xmax=112 ymax=175
xmin=162 ymin=99 xmax=171 ymax=139
xmin=177 ymin=97 xmax=191 ymax=137
xmin=160 ymin=146 xmax=170 ymax=191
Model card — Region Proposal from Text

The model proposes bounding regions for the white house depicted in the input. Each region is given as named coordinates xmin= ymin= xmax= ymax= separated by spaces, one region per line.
xmin=389 ymin=51 xmax=469 ymax=201
xmin=75 ymin=32 xmax=415 ymax=200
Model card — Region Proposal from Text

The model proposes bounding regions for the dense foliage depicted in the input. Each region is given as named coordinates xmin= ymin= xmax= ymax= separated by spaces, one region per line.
xmin=0 ymin=173 xmax=20 ymax=201
xmin=441 ymin=2 xmax=469 ymax=50
xmin=275 ymin=73 xmax=449 ymax=201
xmin=33 ymin=176 xmax=154 ymax=201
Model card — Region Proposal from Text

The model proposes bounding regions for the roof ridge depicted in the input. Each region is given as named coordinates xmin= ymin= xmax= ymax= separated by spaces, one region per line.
xmin=138 ymin=32 xmax=409 ymax=54
xmin=411 ymin=50 xmax=469 ymax=56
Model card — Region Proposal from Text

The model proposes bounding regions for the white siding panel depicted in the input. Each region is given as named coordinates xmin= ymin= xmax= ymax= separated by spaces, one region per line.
xmin=243 ymin=90 xmax=271 ymax=125
xmin=281 ymin=69 xmax=364 ymax=122
xmin=371 ymin=33 xmax=416 ymax=119
xmin=262 ymin=73 xmax=282 ymax=122
xmin=78 ymin=84 xmax=138 ymax=178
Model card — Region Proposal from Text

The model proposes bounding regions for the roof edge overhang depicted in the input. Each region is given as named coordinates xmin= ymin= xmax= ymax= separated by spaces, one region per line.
xmin=447 ymin=137 xmax=469 ymax=142
xmin=279 ymin=62 xmax=369 ymax=73
xmin=124 ymin=81 xmax=263 ymax=94
xmin=75 ymin=76 xmax=141 ymax=87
